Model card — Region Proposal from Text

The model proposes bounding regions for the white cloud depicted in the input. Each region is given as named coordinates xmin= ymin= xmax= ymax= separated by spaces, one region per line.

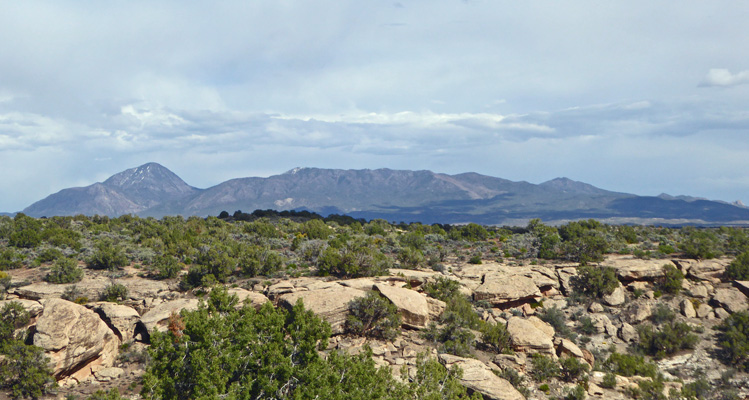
xmin=701 ymin=69 xmax=749 ymax=87
xmin=0 ymin=1 xmax=749 ymax=211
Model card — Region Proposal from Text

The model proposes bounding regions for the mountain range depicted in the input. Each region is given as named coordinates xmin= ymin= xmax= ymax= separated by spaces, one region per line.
xmin=19 ymin=162 xmax=749 ymax=225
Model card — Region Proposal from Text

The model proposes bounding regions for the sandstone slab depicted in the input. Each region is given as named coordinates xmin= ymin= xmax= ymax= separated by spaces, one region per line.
xmin=507 ymin=316 xmax=554 ymax=356
xmin=374 ymin=283 xmax=431 ymax=329
xmin=278 ymin=286 xmax=366 ymax=334
xmin=712 ymin=288 xmax=749 ymax=313
xmin=473 ymin=274 xmax=541 ymax=306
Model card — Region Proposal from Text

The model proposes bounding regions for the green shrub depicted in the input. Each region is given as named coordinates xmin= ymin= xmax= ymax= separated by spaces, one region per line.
xmin=601 ymin=372 xmax=617 ymax=388
xmin=45 ymin=257 xmax=84 ymax=284
xmin=424 ymin=296 xmax=479 ymax=357
xmin=345 ymin=291 xmax=401 ymax=340
xmin=577 ymin=316 xmax=596 ymax=335
xmin=8 ymin=228 xmax=41 ymax=249
xmin=300 ymin=219 xmax=333 ymax=240
xmin=150 ymin=254 xmax=182 ymax=279
xmin=36 ymin=248 xmax=64 ymax=263
xmin=0 ymin=250 xmax=25 ymax=271
xmin=141 ymin=287 xmax=480 ymax=400
xmin=86 ymin=389 xmax=125 ymax=400
xmin=423 ymin=277 xmax=461 ymax=302
xmin=530 ymin=353 xmax=560 ymax=381
xmin=539 ymin=306 xmax=575 ymax=339
xmin=559 ymin=356 xmax=590 ymax=383
xmin=0 ymin=271 xmax=10 ymax=296
xmin=99 ymin=283 xmax=129 ymax=303
xmin=480 ymin=322 xmax=511 ymax=353
xmin=449 ymin=223 xmax=488 ymax=242
xmin=538 ymin=383 xmax=550 ymax=393
xmin=571 ymin=265 xmax=619 ymax=298
xmin=725 ymin=251 xmax=749 ymax=281
xmin=637 ymin=321 xmax=699 ymax=359
xmin=650 ymin=304 xmax=676 ymax=325
xmin=0 ymin=302 xmax=30 ymax=343
xmin=659 ymin=264 xmax=684 ymax=294
xmin=716 ymin=311 xmax=749 ymax=370
xmin=398 ymin=247 xmax=425 ymax=268
xmin=563 ymin=384 xmax=587 ymax=400
xmin=0 ymin=341 xmax=56 ymax=399
xmin=627 ymin=376 xmax=667 ymax=400
xmin=468 ymin=255 xmax=482 ymax=264
xmin=87 ymin=240 xmax=128 ymax=270
xmin=61 ymin=285 xmax=88 ymax=304
xmin=316 ymin=241 xmax=390 ymax=278
xmin=679 ymin=228 xmax=722 ymax=260
xmin=603 ymin=352 xmax=658 ymax=378
xmin=680 ymin=376 xmax=711 ymax=400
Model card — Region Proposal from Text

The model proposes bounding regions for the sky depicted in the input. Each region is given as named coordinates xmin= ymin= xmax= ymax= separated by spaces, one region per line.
xmin=2 ymin=1 xmax=749 ymax=212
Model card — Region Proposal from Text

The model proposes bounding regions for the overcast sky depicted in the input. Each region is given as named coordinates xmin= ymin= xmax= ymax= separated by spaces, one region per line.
xmin=2 ymin=1 xmax=749 ymax=212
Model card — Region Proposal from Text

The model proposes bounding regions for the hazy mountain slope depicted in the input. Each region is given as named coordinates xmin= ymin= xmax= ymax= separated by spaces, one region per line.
xmin=19 ymin=163 xmax=749 ymax=225
xmin=23 ymin=163 xmax=200 ymax=217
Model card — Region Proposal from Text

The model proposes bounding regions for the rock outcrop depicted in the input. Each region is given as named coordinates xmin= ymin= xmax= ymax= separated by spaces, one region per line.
xmin=439 ymin=354 xmax=526 ymax=400
xmin=89 ymin=302 xmax=141 ymax=343
xmin=33 ymin=299 xmax=120 ymax=382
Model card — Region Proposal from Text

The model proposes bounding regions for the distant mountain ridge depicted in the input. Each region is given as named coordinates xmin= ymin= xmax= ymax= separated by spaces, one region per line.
xmin=20 ymin=163 xmax=749 ymax=225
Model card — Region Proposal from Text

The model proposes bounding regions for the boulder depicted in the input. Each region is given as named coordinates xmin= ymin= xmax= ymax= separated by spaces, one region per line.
xmin=94 ymin=367 xmax=124 ymax=382
xmin=374 ymin=283 xmax=431 ymax=329
xmin=227 ymin=288 xmax=270 ymax=309
xmin=473 ymin=274 xmax=541 ymax=306
xmin=88 ymin=302 xmax=141 ymax=342
xmin=439 ymin=354 xmax=526 ymax=400
xmin=627 ymin=302 xmax=652 ymax=323
xmin=588 ymin=302 xmax=604 ymax=313
xmin=712 ymin=288 xmax=749 ymax=313
xmin=602 ymin=285 xmax=626 ymax=306
xmin=507 ymin=316 xmax=555 ymax=356
xmin=619 ymin=323 xmax=639 ymax=343
xmin=278 ymin=286 xmax=366 ymax=334
xmin=34 ymin=299 xmax=119 ymax=381
xmin=696 ymin=303 xmax=712 ymax=319
xmin=689 ymin=285 xmax=710 ymax=299
xmin=141 ymin=298 xmax=200 ymax=332
xmin=590 ymin=314 xmax=616 ymax=336
xmin=556 ymin=338 xmax=588 ymax=365
xmin=680 ymin=299 xmax=696 ymax=318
